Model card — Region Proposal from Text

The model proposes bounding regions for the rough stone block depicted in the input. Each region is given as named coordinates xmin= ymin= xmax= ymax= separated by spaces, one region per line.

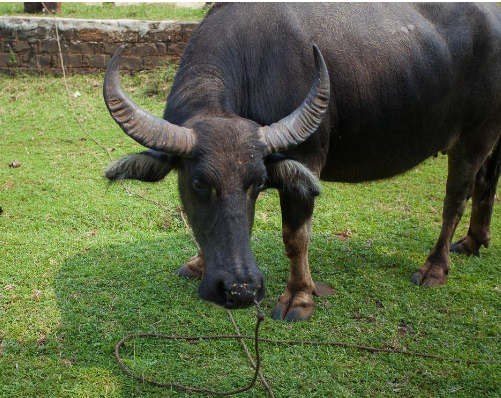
xmin=127 ymin=45 xmax=141 ymax=57
xmin=0 ymin=53 xmax=15 ymax=67
xmin=147 ymin=56 xmax=167 ymax=69
xmin=145 ymin=43 xmax=159 ymax=56
xmin=167 ymin=42 xmax=186 ymax=56
xmin=29 ymin=41 xmax=40 ymax=53
xmin=81 ymin=54 xmax=91 ymax=67
xmin=37 ymin=55 xmax=51 ymax=68
xmin=21 ymin=29 xmax=39 ymax=41
xmin=25 ymin=54 xmax=41 ymax=68
xmin=129 ymin=43 xmax=157 ymax=57
xmin=35 ymin=26 xmax=48 ymax=39
xmin=0 ymin=40 xmax=11 ymax=53
xmin=89 ymin=54 xmax=110 ymax=69
xmin=52 ymin=54 xmax=82 ymax=68
xmin=104 ymin=31 xmax=121 ymax=43
xmin=120 ymin=56 xmax=142 ymax=70
xmin=148 ymin=31 xmax=175 ymax=43
xmin=156 ymin=42 xmax=167 ymax=56
xmin=78 ymin=28 xmax=105 ymax=42
xmin=61 ymin=29 xmax=77 ymax=41
xmin=12 ymin=41 xmax=31 ymax=52
xmin=22 ymin=52 xmax=32 ymax=62
xmin=103 ymin=43 xmax=120 ymax=55
xmin=120 ymin=31 xmax=139 ymax=43
xmin=40 ymin=40 xmax=60 ymax=53
xmin=69 ymin=42 xmax=101 ymax=55
xmin=64 ymin=54 xmax=83 ymax=68
xmin=1 ymin=27 xmax=17 ymax=40
xmin=15 ymin=29 xmax=32 ymax=40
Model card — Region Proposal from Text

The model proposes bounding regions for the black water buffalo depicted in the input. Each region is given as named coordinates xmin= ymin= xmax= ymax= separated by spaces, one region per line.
xmin=104 ymin=3 xmax=501 ymax=320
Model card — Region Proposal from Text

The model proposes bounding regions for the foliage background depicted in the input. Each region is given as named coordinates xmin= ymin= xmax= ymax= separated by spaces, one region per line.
xmin=0 ymin=2 xmax=207 ymax=21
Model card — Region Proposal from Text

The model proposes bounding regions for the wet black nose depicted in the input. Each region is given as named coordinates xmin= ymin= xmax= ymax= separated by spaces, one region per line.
xmin=198 ymin=269 xmax=265 ymax=309
xmin=222 ymin=281 xmax=263 ymax=309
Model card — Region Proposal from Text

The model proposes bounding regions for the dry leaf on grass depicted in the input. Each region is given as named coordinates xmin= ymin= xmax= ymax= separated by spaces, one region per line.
xmin=8 ymin=160 xmax=21 ymax=168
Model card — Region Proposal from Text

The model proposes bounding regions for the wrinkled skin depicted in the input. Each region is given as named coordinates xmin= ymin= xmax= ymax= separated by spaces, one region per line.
xmin=176 ymin=118 xmax=268 ymax=308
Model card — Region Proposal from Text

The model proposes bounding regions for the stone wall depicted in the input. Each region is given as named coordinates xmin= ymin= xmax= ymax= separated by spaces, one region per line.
xmin=0 ymin=16 xmax=200 ymax=75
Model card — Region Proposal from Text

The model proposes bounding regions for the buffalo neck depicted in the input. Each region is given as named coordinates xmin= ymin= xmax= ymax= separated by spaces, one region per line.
xmin=163 ymin=6 xmax=316 ymax=130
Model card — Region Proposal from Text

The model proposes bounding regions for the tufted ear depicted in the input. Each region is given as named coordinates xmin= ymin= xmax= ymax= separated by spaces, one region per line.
xmin=265 ymin=155 xmax=321 ymax=197
xmin=105 ymin=149 xmax=175 ymax=182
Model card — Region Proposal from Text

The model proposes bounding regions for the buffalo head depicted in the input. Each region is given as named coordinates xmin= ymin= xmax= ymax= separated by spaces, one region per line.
xmin=103 ymin=45 xmax=330 ymax=309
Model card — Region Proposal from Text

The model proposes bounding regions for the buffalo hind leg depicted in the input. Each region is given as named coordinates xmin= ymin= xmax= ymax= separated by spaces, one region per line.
xmin=412 ymin=131 xmax=501 ymax=287
xmin=175 ymin=250 xmax=205 ymax=279
xmin=272 ymin=191 xmax=334 ymax=321
xmin=451 ymin=141 xmax=501 ymax=257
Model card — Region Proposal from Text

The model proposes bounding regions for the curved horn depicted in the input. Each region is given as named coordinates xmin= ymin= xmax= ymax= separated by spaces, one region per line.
xmin=103 ymin=45 xmax=196 ymax=156
xmin=259 ymin=44 xmax=330 ymax=154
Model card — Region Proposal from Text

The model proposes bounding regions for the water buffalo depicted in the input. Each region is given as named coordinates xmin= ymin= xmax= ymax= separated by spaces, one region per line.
xmin=104 ymin=3 xmax=501 ymax=320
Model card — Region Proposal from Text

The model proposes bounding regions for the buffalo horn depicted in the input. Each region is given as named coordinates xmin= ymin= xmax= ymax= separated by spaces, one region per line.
xmin=259 ymin=44 xmax=330 ymax=154
xmin=103 ymin=45 xmax=196 ymax=156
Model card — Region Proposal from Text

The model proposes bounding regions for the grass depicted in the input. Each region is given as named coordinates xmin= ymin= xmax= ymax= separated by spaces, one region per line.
xmin=0 ymin=2 xmax=207 ymax=21
xmin=0 ymin=66 xmax=500 ymax=398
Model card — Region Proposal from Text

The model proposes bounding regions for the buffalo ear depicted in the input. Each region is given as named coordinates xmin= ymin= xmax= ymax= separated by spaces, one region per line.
xmin=265 ymin=155 xmax=321 ymax=197
xmin=105 ymin=150 xmax=175 ymax=182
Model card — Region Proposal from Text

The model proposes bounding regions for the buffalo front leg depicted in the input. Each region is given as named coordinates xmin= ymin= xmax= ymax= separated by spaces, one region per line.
xmin=272 ymin=191 xmax=334 ymax=321
xmin=175 ymin=250 xmax=205 ymax=279
xmin=451 ymin=142 xmax=501 ymax=257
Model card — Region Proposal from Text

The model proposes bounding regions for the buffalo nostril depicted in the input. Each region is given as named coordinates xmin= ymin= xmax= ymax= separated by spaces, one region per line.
xmin=220 ymin=282 xmax=261 ymax=309
xmin=225 ymin=291 xmax=235 ymax=304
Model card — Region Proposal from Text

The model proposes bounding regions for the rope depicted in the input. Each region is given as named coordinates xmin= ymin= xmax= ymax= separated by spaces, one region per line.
xmin=227 ymin=310 xmax=275 ymax=398
xmin=114 ymin=301 xmax=500 ymax=396
xmin=114 ymin=304 xmax=267 ymax=395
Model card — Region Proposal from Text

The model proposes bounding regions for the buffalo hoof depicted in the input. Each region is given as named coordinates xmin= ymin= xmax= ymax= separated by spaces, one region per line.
xmin=450 ymin=236 xmax=481 ymax=257
xmin=271 ymin=295 xmax=315 ymax=321
xmin=411 ymin=261 xmax=448 ymax=288
xmin=174 ymin=254 xmax=205 ymax=279
xmin=271 ymin=282 xmax=334 ymax=321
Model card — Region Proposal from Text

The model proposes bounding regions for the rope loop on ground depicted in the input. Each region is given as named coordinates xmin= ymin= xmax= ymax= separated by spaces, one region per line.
xmin=114 ymin=308 xmax=265 ymax=396
xmin=114 ymin=301 xmax=500 ymax=396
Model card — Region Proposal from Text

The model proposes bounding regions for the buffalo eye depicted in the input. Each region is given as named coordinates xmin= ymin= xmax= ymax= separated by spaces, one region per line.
xmin=192 ymin=177 xmax=206 ymax=192
xmin=256 ymin=177 xmax=267 ymax=191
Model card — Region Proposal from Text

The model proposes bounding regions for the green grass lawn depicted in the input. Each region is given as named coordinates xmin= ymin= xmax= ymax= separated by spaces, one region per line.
xmin=0 ymin=67 xmax=500 ymax=398
xmin=0 ymin=2 xmax=207 ymax=21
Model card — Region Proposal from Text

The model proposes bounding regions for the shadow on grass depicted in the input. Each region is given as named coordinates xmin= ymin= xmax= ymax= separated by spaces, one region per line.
xmin=54 ymin=235 xmax=210 ymax=396
xmin=53 ymin=219 xmax=497 ymax=396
